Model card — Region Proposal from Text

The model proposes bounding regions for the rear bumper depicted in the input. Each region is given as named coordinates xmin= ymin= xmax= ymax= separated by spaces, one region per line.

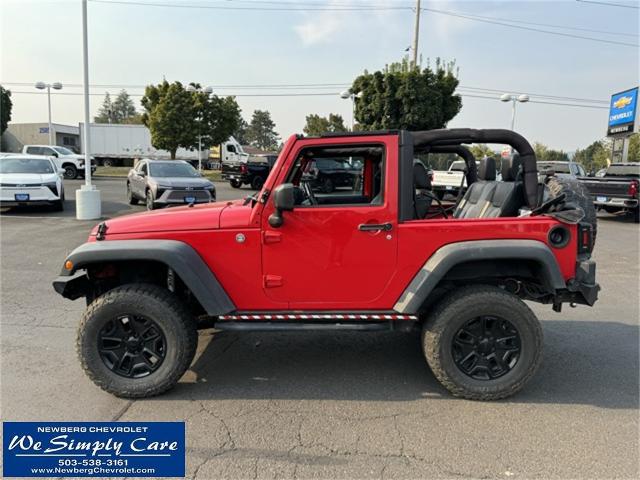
xmin=593 ymin=196 xmax=638 ymax=208
xmin=557 ymin=259 xmax=600 ymax=307
xmin=222 ymin=173 xmax=249 ymax=183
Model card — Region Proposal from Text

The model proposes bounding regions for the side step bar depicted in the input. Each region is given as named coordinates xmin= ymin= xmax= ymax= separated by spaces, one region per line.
xmin=212 ymin=321 xmax=415 ymax=332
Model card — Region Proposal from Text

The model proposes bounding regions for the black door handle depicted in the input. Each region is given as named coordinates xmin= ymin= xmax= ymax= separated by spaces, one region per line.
xmin=358 ymin=222 xmax=392 ymax=232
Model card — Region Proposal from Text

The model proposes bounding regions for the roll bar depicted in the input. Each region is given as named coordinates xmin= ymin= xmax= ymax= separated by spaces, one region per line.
xmin=410 ymin=129 xmax=539 ymax=208
xmin=424 ymin=145 xmax=478 ymax=186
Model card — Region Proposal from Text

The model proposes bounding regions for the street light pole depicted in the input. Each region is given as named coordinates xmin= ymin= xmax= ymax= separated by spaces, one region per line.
xmin=340 ymin=90 xmax=362 ymax=131
xmin=411 ymin=0 xmax=422 ymax=69
xmin=35 ymin=81 xmax=63 ymax=145
xmin=500 ymin=93 xmax=530 ymax=131
xmin=76 ymin=0 xmax=101 ymax=220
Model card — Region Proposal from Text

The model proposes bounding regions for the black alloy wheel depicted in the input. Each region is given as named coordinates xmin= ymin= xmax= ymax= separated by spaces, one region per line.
xmin=98 ymin=315 xmax=167 ymax=379
xmin=64 ymin=164 xmax=78 ymax=179
xmin=452 ymin=316 xmax=521 ymax=380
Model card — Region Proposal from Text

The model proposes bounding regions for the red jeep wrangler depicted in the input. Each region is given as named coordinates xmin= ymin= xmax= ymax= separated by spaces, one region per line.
xmin=53 ymin=129 xmax=599 ymax=400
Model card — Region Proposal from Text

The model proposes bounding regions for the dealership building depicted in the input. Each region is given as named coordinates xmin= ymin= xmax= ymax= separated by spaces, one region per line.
xmin=1 ymin=122 xmax=80 ymax=153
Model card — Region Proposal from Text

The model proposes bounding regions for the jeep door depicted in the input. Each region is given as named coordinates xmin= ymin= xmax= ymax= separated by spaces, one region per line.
xmin=260 ymin=137 xmax=399 ymax=310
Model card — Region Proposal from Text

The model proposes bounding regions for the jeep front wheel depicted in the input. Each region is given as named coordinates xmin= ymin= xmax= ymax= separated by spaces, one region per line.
xmin=77 ymin=284 xmax=198 ymax=398
xmin=422 ymin=285 xmax=542 ymax=400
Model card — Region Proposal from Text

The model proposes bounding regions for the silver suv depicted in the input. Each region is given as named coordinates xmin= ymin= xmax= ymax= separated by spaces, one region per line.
xmin=127 ymin=159 xmax=216 ymax=210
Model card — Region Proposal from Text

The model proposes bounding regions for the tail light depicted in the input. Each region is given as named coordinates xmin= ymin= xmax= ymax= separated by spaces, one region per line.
xmin=577 ymin=223 xmax=594 ymax=255
xmin=240 ymin=164 xmax=248 ymax=174
xmin=629 ymin=180 xmax=639 ymax=198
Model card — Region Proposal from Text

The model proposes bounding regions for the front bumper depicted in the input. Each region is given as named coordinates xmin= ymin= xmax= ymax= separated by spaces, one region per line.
xmin=154 ymin=188 xmax=215 ymax=205
xmin=222 ymin=173 xmax=248 ymax=183
xmin=0 ymin=186 xmax=61 ymax=205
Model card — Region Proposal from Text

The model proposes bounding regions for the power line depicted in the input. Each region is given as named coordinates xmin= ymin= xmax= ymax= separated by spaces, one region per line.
xmin=1 ymin=81 xmax=611 ymax=104
xmin=576 ymin=0 xmax=639 ymax=9
xmin=89 ymin=0 xmax=639 ymax=47
xmin=8 ymin=89 xmax=609 ymax=109
xmin=421 ymin=7 xmax=639 ymax=47
xmin=89 ymin=0 xmax=410 ymax=11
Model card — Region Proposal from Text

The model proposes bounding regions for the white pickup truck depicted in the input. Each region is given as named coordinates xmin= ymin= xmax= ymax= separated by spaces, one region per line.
xmin=432 ymin=160 xmax=478 ymax=199
xmin=22 ymin=145 xmax=96 ymax=179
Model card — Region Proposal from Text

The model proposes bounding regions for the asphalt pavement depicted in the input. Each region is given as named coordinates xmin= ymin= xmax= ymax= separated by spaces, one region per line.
xmin=1 ymin=177 xmax=638 ymax=479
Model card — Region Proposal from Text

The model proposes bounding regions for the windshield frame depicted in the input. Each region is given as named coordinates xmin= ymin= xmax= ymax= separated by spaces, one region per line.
xmin=53 ymin=146 xmax=75 ymax=156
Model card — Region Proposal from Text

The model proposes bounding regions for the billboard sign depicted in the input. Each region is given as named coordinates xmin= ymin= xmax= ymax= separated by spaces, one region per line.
xmin=607 ymin=87 xmax=638 ymax=136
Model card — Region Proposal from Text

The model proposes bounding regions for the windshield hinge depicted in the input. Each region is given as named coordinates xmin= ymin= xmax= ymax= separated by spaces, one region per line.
xmin=260 ymin=189 xmax=270 ymax=204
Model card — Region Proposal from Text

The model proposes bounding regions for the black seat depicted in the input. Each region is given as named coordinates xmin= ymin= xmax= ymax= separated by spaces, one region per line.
xmin=453 ymin=157 xmax=498 ymax=218
xmin=413 ymin=161 xmax=433 ymax=219
xmin=481 ymin=154 xmax=524 ymax=218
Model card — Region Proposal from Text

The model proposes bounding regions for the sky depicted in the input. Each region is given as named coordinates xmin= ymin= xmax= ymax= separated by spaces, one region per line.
xmin=1 ymin=0 xmax=639 ymax=151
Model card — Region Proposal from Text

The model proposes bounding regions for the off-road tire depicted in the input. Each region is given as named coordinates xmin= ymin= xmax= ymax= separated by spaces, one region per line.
xmin=547 ymin=176 xmax=597 ymax=244
xmin=127 ymin=183 xmax=139 ymax=205
xmin=422 ymin=285 xmax=543 ymax=401
xmin=146 ymin=189 xmax=155 ymax=210
xmin=251 ymin=176 xmax=264 ymax=190
xmin=63 ymin=164 xmax=78 ymax=180
xmin=77 ymin=284 xmax=198 ymax=398
xmin=230 ymin=179 xmax=242 ymax=189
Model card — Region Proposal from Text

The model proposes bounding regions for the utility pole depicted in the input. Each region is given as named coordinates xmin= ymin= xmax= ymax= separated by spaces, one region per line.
xmin=411 ymin=0 xmax=421 ymax=69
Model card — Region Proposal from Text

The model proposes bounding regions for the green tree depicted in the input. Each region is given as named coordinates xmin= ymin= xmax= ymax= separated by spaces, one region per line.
xmin=141 ymin=81 xmax=198 ymax=159
xmin=533 ymin=142 xmax=569 ymax=162
xmin=627 ymin=134 xmax=639 ymax=161
xmin=303 ymin=113 xmax=347 ymax=136
xmin=94 ymin=92 xmax=114 ymax=123
xmin=141 ymin=81 xmax=241 ymax=159
xmin=1 ymin=86 xmax=12 ymax=135
xmin=95 ymin=90 xmax=142 ymax=124
xmin=468 ymin=144 xmax=495 ymax=159
xmin=112 ymin=90 xmax=138 ymax=123
xmin=233 ymin=118 xmax=249 ymax=145
xmin=351 ymin=58 xmax=461 ymax=131
xmin=573 ymin=139 xmax=610 ymax=173
xmin=246 ymin=110 xmax=279 ymax=150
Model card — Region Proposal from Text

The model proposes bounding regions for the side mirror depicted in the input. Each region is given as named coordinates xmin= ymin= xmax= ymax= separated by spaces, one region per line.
xmin=51 ymin=152 xmax=59 ymax=158
xmin=268 ymin=183 xmax=295 ymax=228
xmin=58 ymin=168 xmax=65 ymax=175
xmin=140 ymin=170 xmax=147 ymax=177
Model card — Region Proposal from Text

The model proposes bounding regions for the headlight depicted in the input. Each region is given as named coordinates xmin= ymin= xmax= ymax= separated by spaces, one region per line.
xmin=43 ymin=182 xmax=59 ymax=196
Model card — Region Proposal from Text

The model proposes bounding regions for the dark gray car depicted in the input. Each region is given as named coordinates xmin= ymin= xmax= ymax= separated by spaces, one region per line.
xmin=127 ymin=159 xmax=216 ymax=210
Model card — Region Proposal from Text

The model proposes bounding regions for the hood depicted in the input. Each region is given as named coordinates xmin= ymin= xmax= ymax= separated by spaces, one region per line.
xmin=0 ymin=173 xmax=58 ymax=184
xmin=93 ymin=200 xmax=239 ymax=237
xmin=149 ymin=177 xmax=214 ymax=188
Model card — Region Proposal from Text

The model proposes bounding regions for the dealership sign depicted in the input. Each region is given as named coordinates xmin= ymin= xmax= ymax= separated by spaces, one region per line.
xmin=3 ymin=422 xmax=185 ymax=477
xmin=607 ymin=87 xmax=639 ymax=136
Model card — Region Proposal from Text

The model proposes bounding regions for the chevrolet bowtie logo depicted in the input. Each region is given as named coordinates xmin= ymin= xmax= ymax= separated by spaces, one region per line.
xmin=613 ymin=96 xmax=633 ymax=109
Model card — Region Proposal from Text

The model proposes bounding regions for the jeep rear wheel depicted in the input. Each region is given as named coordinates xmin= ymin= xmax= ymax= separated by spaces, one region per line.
xmin=422 ymin=285 xmax=542 ymax=400
xmin=77 ymin=284 xmax=198 ymax=398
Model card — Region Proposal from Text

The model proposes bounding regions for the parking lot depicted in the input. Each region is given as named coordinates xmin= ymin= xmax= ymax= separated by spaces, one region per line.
xmin=1 ymin=177 xmax=638 ymax=479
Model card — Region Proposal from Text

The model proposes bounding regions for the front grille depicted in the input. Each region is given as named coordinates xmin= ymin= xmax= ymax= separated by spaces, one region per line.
xmin=166 ymin=189 xmax=211 ymax=201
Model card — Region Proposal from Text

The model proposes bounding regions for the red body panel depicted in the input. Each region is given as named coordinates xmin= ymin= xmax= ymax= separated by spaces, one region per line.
xmin=96 ymin=134 xmax=579 ymax=312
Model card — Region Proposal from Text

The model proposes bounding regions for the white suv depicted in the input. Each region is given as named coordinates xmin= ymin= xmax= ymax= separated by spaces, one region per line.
xmin=22 ymin=145 xmax=96 ymax=180
xmin=0 ymin=155 xmax=65 ymax=211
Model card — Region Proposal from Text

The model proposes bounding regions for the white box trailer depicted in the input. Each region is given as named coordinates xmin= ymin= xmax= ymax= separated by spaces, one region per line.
xmin=79 ymin=123 xmax=201 ymax=167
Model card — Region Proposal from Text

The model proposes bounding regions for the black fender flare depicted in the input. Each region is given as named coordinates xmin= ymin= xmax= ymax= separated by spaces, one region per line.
xmin=52 ymin=240 xmax=235 ymax=315
xmin=393 ymin=239 xmax=566 ymax=314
